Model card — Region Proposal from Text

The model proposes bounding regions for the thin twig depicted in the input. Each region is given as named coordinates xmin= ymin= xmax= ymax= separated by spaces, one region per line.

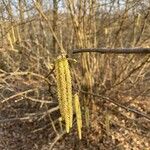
xmin=1 ymin=88 xmax=36 ymax=103
xmin=49 ymin=131 xmax=66 ymax=150
xmin=79 ymin=90 xmax=150 ymax=121
xmin=25 ymin=96 xmax=55 ymax=104
xmin=45 ymin=66 xmax=55 ymax=78
xmin=0 ymin=106 xmax=59 ymax=123
xmin=33 ymin=0 xmax=65 ymax=53
xmin=0 ymin=71 xmax=51 ymax=85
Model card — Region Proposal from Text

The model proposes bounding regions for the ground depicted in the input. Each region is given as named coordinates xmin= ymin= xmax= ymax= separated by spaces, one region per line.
xmin=0 ymin=93 xmax=149 ymax=150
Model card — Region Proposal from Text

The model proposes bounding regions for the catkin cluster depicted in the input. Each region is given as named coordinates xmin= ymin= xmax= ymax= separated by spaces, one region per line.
xmin=55 ymin=55 xmax=73 ymax=133
xmin=74 ymin=93 xmax=82 ymax=139
xmin=55 ymin=55 xmax=82 ymax=139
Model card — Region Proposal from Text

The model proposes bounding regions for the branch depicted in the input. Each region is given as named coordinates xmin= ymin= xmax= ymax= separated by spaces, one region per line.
xmin=79 ymin=90 xmax=150 ymax=121
xmin=0 ymin=106 xmax=59 ymax=123
xmin=1 ymin=88 xmax=36 ymax=103
xmin=0 ymin=71 xmax=51 ymax=85
xmin=73 ymin=47 xmax=150 ymax=54
xmin=49 ymin=131 xmax=66 ymax=150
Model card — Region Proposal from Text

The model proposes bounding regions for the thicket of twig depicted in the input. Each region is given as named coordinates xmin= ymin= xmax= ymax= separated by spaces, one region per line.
xmin=0 ymin=0 xmax=150 ymax=149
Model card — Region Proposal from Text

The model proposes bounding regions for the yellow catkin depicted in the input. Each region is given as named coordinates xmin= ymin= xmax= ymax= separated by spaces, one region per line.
xmin=105 ymin=28 xmax=108 ymax=35
xmin=136 ymin=13 xmax=141 ymax=27
xmin=85 ymin=106 xmax=90 ymax=127
xmin=63 ymin=58 xmax=73 ymax=128
xmin=55 ymin=60 xmax=64 ymax=119
xmin=74 ymin=93 xmax=82 ymax=139
xmin=105 ymin=112 xmax=110 ymax=135
xmin=11 ymin=26 xmax=16 ymax=43
xmin=16 ymin=26 xmax=21 ymax=43
xmin=55 ymin=55 xmax=72 ymax=133
xmin=59 ymin=58 xmax=70 ymax=133
xmin=7 ymin=32 xmax=14 ymax=50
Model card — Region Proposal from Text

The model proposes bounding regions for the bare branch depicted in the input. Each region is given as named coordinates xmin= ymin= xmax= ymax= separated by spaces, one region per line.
xmin=79 ymin=90 xmax=150 ymax=121
xmin=73 ymin=47 xmax=150 ymax=54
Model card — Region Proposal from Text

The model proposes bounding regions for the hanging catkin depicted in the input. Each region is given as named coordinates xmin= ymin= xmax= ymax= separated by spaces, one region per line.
xmin=55 ymin=55 xmax=73 ymax=133
xmin=55 ymin=59 xmax=65 ymax=119
xmin=74 ymin=93 xmax=82 ymax=139
xmin=63 ymin=58 xmax=73 ymax=128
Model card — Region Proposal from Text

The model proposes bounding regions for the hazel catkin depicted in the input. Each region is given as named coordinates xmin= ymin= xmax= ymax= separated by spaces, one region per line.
xmin=55 ymin=55 xmax=73 ymax=133
xmin=74 ymin=93 xmax=82 ymax=139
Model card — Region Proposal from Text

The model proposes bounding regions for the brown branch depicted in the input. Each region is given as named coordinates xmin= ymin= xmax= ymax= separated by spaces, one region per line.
xmin=111 ymin=56 xmax=149 ymax=89
xmin=0 ymin=71 xmax=51 ymax=85
xmin=49 ymin=131 xmax=66 ymax=150
xmin=79 ymin=90 xmax=150 ymax=121
xmin=0 ymin=106 xmax=59 ymax=123
xmin=73 ymin=47 xmax=150 ymax=54
xmin=1 ymin=88 xmax=36 ymax=103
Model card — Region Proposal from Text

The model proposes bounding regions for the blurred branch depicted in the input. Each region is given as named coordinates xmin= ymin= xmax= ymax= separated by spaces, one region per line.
xmin=73 ymin=48 xmax=150 ymax=54
xmin=1 ymin=88 xmax=36 ymax=103
xmin=49 ymin=131 xmax=66 ymax=150
xmin=0 ymin=71 xmax=51 ymax=84
xmin=25 ymin=96 xmax=54 ymax=104
xmin=0 ymin=106 xmax=59 ymax=123
xmin=34 ymin=0 xmax=65 ymax=53
xmin=111 ymin=56 xmax=150 ymax=89
xmin=80 ymin=90 xmax=150 ymax=121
